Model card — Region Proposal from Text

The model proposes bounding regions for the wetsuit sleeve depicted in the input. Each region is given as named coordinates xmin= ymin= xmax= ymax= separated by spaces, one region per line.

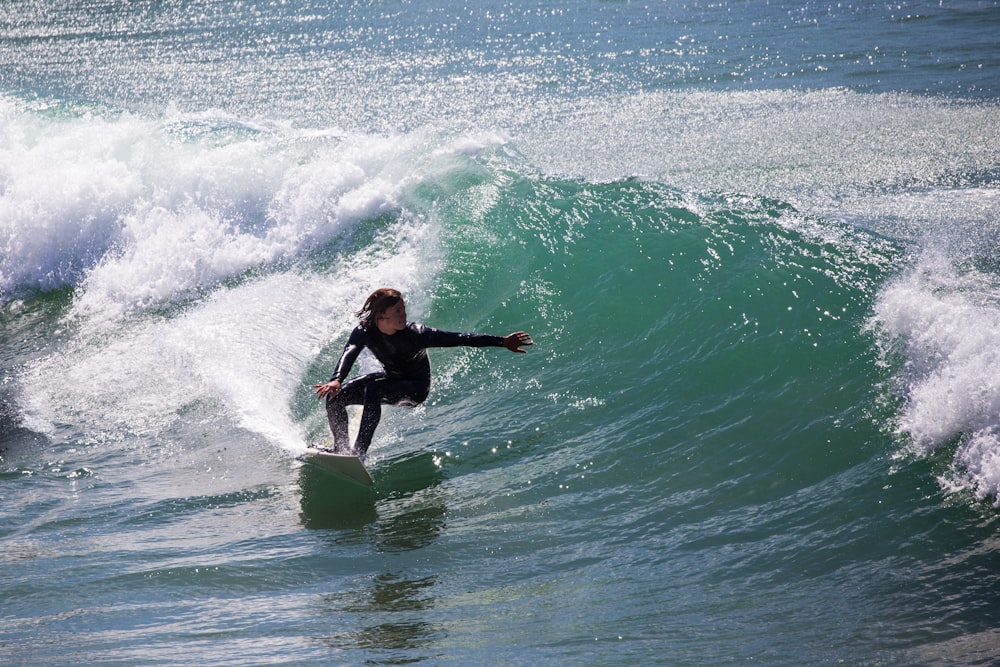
xmin=417 ymin=324 xmax=504 ymax=348
xmin=329 ymin=326 xmax=366 ymax=382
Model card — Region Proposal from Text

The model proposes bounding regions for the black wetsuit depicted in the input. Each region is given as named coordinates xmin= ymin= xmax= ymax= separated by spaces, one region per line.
xmin=325 ymin=322 xmax=503 ymax=456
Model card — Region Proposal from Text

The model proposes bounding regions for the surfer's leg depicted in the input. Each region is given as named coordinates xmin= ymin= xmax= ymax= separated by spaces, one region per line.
xmin=353 ymin=382 xmax=383 ymax=457
xmin=353 ymin=379 xmax=429 ymax=457
xmin=324 ymin=394 xmax=351 ymax=452
xmin=325 ymin=373 xmax=383 ymax=452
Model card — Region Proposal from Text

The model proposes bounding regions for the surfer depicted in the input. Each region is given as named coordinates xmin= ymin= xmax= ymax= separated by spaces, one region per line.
xmin=312 ymin=288 xmax=533 ymax=458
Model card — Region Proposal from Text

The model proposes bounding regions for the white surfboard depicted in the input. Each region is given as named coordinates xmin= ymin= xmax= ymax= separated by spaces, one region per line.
xmin=302 ymin=449 xmax=374 ymax=487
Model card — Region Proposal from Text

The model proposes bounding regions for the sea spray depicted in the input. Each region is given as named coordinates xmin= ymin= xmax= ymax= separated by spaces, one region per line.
xmin=872 ymin=251 xmax=1000 ymax=502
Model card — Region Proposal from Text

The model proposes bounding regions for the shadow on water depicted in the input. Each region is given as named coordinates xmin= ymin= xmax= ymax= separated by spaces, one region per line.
xmin=298 ymin=464 xmax=378 ymax=529
xmin=297 ymin=450 xmax=445 ymax=530
xmin=306 ymin=451 xmax=451 ymax=662
xmin=319 ymin=573 xmax=445 ymax=662
xmin=373 ymin=451 xmax=444 ymax=499
xmin=299 ymin=452 xmax=447 ymax=665
xmin=297 ymin=449 xmax=451 ymax=661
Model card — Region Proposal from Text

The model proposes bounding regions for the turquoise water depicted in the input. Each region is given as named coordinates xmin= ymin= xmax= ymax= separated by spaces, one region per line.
xmin=3 ymin=1 xmax=1000 ymax=665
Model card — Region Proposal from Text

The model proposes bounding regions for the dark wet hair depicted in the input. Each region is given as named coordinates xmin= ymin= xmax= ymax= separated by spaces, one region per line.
xmin=357 ymin=288 xmax=403 ymax=330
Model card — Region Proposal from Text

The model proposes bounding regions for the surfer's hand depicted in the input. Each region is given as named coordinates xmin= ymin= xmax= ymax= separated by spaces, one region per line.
xmin=312 ymin=380 xmax=341 ymax=399
xmin=502 ymin=331 xmax=533 ymax=354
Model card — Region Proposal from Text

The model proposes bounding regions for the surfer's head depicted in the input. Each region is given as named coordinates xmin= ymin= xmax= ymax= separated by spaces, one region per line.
xmin=357 ymin=288 xmax=404 ymax=330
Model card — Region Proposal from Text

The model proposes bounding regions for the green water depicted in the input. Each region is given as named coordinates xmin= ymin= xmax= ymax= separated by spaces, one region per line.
xmin=4 ymin=0 xmax=1000 ymax=664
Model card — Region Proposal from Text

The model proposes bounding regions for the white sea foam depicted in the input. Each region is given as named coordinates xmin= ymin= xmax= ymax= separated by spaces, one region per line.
xmin=70 ymin=126 xmax=441 ymax=320
xmin=873 ymin=251 xmax=1000 ymax=502
xmin=18 ymin=214 xmax=437 ymax=451
xmin=8 ymin=99 xmax=498 ymax=449
xmin=0 ymin=97 xmax=499 ymax=317
xmin=517 ymin=88 xmax=1000 ymax=227
xmin=0 ymin=100 xmax=146 ymax=297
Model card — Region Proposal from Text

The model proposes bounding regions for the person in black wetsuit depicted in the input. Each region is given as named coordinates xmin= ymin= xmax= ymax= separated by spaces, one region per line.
xmin=312 ymin=288 xmax=533 ymax=458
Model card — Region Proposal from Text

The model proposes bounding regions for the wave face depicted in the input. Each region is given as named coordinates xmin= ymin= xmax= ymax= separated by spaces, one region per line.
xmin=3 ymin=1 xmax=1000 ymax=665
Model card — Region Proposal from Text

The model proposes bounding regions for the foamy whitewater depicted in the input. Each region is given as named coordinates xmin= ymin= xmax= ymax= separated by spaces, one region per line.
xmin=3 ymin=1 xmax=1000 ymax=665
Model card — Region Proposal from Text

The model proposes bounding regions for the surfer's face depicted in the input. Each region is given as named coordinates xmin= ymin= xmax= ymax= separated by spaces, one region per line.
xmin=377 ymin=299 xmax=407 ymax=334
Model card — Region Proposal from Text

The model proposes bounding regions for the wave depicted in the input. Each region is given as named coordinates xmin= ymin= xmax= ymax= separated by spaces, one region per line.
xmin=6 ymin=93 xmax=1000 ymax=506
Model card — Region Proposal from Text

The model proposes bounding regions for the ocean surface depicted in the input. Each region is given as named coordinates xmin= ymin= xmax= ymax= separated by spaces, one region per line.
xmin=2 ymin=1 xmax=1000 ymax=664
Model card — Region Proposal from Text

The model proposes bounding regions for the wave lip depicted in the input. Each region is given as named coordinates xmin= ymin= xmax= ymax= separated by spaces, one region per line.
xmin=0 ymin=98 xmax=503 ymax=320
